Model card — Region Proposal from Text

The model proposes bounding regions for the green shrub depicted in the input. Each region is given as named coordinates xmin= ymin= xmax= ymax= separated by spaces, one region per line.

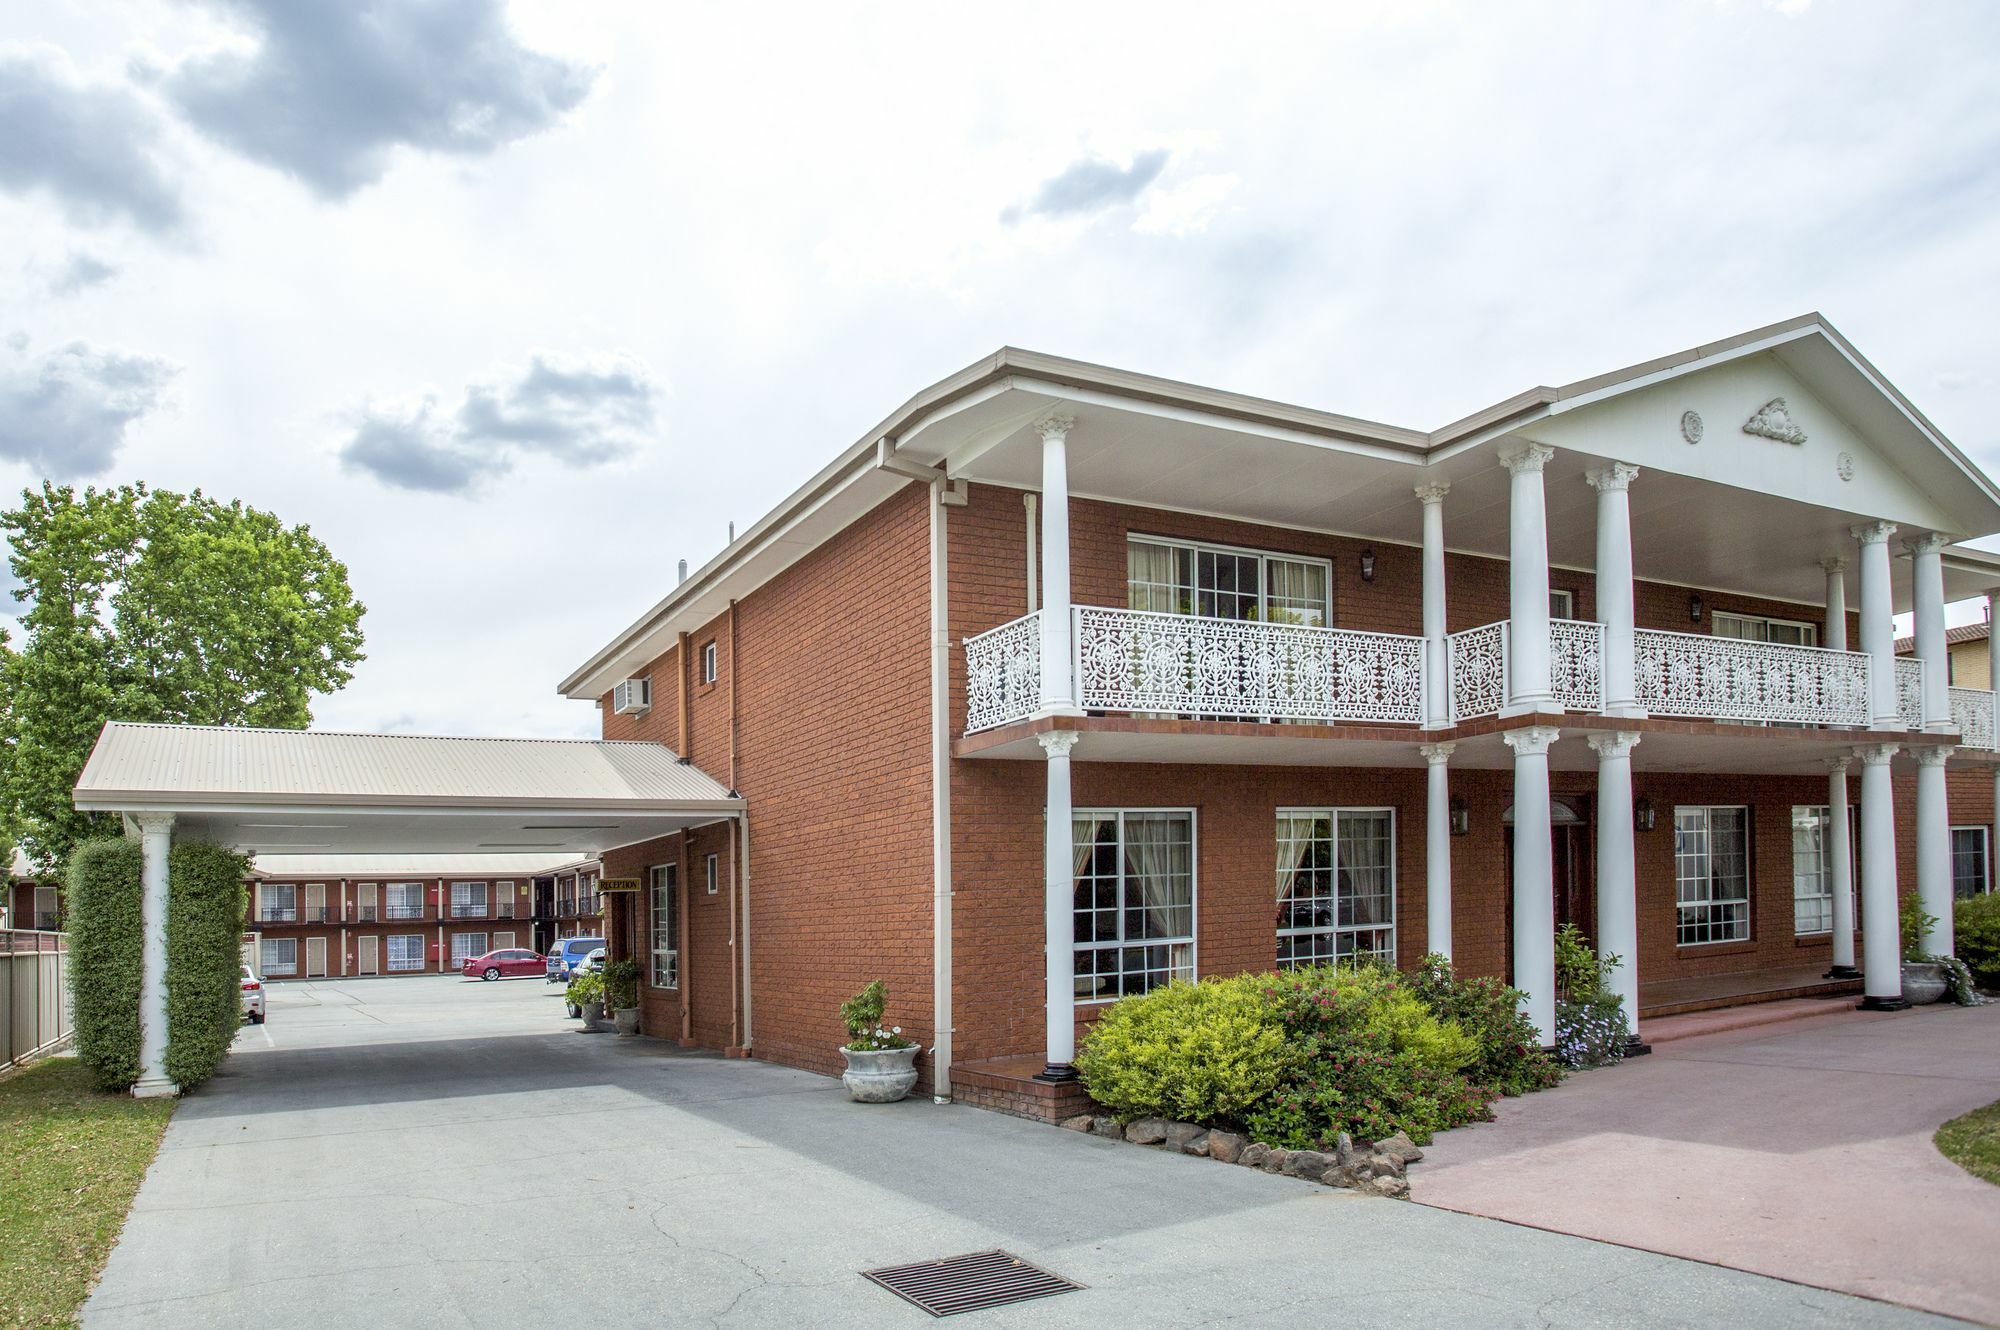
xmin=67 ymin=840 xmax=145 ymax=1091
xmin=1553 ymin=923 xmax=1617 ymax=1000
xmin=1958 ymin=894 xmax=2000 ymax=989
xmin=1076 ymin=976 xmax=1293 ymax=1125
xmin=1405 ymin=954 xmax=1562 ymax=1097
xmin=1244 ymin=1054 xmax=1494 ymax=1148
xmin=1902 ymin=892 xmax=1940 ymax=961
xmin=164 ymin=842 xmax=249 ymax=1092
xmin=839 ymin=979 xmax=914 ymax=1050
xmin=1555 ymin=994 xmax=1628 ymax=1069
xmin=566 ymin=971 xmax=603 ymax=1011
xmin=603 ymin=958 xmax=642 ymax=1010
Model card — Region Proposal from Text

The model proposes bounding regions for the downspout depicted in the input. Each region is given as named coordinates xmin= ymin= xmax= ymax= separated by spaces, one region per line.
xmin=728 ymin=600 xmax=746 ymax=1052
xmin=677 ymin=631 xmax=692 ymax=761
xmin=930 ymin=476 xmax=956 ymax=1101
xmin=677 ymin=833 xmax=692 ymax=1043
xmin=738 ymin=811 xmax=752 ymax=1053
xmin=726 ymin=829 xmax=739 ymax=1052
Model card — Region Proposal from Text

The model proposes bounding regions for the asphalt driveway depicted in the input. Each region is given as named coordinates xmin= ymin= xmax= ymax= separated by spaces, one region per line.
xmin=84 ymin=976 xmax=1978 ymax=1329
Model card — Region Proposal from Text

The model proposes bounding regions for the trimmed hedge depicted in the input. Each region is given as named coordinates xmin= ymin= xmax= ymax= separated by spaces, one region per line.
xmin=1960 ymin=893 xmax=2000 ymax=991
xmin=65 ymin=837 xmax=248 ymax=1093
xmin=67 ymin=840 xmax=145 ymax=1091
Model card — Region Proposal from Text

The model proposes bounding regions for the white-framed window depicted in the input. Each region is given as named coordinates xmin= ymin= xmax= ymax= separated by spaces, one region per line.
xmin=650 ymin=863 xmax=679 ymax=989
xmin=260 ymin=937 xmax=298 ymax=976
xmin=1676 ymin=806 xmax=1751 ymax=945
xmin=1549 ymin=589 xmax=1575 ymax=620
xmin=701 ymin=640 xmax=718 ymax=683
xmin=1126 ymin=536 xmax=1331 ymax=627
xmin=385 ymin=882 xmax=425 ymax=920
xmin=1792 ymin=805 xmax=1833 ymax=935
xmin=386 ymin=934 xmax=426 ymax=972
xmin=1276 ymin=808 xmax=1396 ymax=967
xmin=260 ymin=883 xmax=297 ymax=923
xmin=705 ymin=853 xmax=719 ymax=896
xmin=1073 ymin=809 xmax=1196 ymax=1003
xmin=449 ymin=881 xmax=488 ymax=918
xmin=450 ymin=933 xmax=488 ymax=963
xmin=1712 ymin=611 xmax=1817 ymax=647
xmin=1952 ymin=826 xmax=1992 ymax=899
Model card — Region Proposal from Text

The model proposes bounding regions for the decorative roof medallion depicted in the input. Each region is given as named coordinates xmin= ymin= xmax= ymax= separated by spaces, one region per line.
xmin=1836 ymin=451 xmax=1856 ymax=481
xmin=1680 ymin=410 xmax=1703 ymax=444
xmin=1743 ymin=396 xmax=1806 ymax=445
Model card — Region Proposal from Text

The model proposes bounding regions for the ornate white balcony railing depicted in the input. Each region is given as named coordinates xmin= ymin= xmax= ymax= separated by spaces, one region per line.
xmin=1447 ymin=621 xmax=1508 ymax=722
xmin=1951 ymin=686 xmax=1996 ymax=750
xmin=1073 ymin=606 xmax=1426 ymax=725
xmin=1549 ymin=618 xmax=1605 ymax=713
xmin=964 ymin=610 xmax=1041 ymax=733
xmin=1633 ymin=628 xmax=1871 ymax=726
xmin=1895 ymin=657 xmax=1925 ymax=730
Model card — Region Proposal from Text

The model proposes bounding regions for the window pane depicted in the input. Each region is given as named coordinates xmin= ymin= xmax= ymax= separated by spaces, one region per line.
xmin=1276 ymin=809 xmax=1395 ymax=967
xmin=1676 ymin=806 xmax=1751 ymax=944
xmin=1953 ymin=828 xmax=1991 ymax=900
xmin=1074 ymin=811 xmax=1195 ymax=1001
xmin=1265 ymin=559 xmax=1329 ymax=627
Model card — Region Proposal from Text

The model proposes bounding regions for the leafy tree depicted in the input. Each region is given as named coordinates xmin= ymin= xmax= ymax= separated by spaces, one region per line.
xmin=1 ymin=483 xmax=365 ymax=870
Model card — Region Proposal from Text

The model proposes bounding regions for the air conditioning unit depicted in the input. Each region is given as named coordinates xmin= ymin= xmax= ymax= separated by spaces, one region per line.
xmin=612 ymin=677 xmax=652 ymax=715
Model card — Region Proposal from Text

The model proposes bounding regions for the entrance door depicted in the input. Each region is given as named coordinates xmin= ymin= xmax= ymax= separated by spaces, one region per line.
xmin=1502 ymin=799 xmax=1594 ymax=983
xmin=305 ymin=883 xmax=326 ymax=924
xmin=357 ymin=935 xmax=379 ymax=975
xmin=305 ymin=936 xmax=328 ymax=977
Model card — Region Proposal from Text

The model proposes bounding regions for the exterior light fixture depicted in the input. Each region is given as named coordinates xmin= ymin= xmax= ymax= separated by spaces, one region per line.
xmin=1688 ymin=593 xmax=1704 ymax=623
xmin=1634 ymin=795 xmax=1656 ymax=833
xmin=1360 ymin=548 xmax=1378 ymax=583
xmin=1449 ymin=795 xmax=1470 ymax=837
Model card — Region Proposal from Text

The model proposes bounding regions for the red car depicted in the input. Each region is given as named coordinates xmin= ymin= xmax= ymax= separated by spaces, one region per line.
xmin=461 ymin=948 xmax=545 ymax=981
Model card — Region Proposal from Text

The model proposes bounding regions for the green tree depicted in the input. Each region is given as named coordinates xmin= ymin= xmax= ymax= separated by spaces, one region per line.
xmin=1 ymin=483 xmax=365 ymax=870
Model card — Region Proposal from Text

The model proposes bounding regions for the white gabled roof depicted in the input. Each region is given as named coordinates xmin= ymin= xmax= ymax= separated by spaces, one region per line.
xmin=249 ymin=852 xmax=580 ymax=880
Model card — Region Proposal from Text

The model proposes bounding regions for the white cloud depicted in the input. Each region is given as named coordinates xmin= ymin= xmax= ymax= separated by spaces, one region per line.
xmin=1133 ymin=173 xmax=1241 ymax=238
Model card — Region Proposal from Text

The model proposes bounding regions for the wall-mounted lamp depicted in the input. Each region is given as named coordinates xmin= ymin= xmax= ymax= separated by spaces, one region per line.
xmin=1688 ymin=593 xmax=1704 ymax=623
xmin=1360 ymin=548 xmax=1378 ymax=583
xmin=1449 ymin=795 xmax=1470 ymax=837
xmin=1634 ymin=795 xmax=1657 ymax=833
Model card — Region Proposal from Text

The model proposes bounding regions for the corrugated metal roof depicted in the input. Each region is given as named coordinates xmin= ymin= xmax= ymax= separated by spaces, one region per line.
xmin=250 ymin=852 xmax=585 ymax=879
xmin=75 ymin=723 xmax=739 ymax=812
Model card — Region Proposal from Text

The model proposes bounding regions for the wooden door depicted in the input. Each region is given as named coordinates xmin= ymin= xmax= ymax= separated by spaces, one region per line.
xmin=305 ymin=936 xmax=328 ymax=977
xmin=357 ymin=935 xmax=378 ymax=975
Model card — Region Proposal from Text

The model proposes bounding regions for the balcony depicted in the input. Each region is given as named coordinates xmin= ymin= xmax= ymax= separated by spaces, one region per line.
xmin=449 ymin=903 xmax=489 ymax=919
xmin=256 ymin=907 xmax=298 ymax=923
xmin=1952 ymin=687 xmax=1996 ymax=749
xmin=384 ymin=904 xmax=425 ymax=921
xmin=34 ymin=912 xmax=60 ymax=931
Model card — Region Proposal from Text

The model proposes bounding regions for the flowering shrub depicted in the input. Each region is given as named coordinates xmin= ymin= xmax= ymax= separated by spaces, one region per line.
xmin=839 ymin=980 xmax=915 ymax=1051
xmin=1074 ymin=976 xmax=1292 ymax=1124
xmin=1405 ymin=954 xmax=1562 ymax=1096
xmin=1555 ymin=995 xmax=1628 ymax=1068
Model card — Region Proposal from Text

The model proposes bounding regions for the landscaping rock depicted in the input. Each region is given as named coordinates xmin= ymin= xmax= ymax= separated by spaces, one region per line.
xmin=1376 ymin=1131 xmax=1423 ymax=1166
xmin=1364 ymin=1172 xmax=1411 ymax=1200
xmin=1165 ymin=1122 xmax=1210 ymax=1156
xmin=1058 ymin=1114 xmax=1094 ymax=1133
xmin=1333 ymin=1131 xmax=1357 ymax=1167
xmin=1257 ymin=1146 xmax=1290 ymax=1174
xmin=1207 ymin=1130 xmax=1248 ymax=1165
xmin=1281 ymin=1149 xmax=1336 ymax=1182
xmin=1239 ymin=1142 xmax=1271 ymax=1170
xmin=1124 ymin=1117 xmax=1170 ymax=1146
xmin=1088 ymin=1116 xmax=1123 ymax=1139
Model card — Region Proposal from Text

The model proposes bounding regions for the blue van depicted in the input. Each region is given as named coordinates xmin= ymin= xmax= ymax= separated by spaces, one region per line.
xmin=546 ymin=936 xmax=606 ymax=983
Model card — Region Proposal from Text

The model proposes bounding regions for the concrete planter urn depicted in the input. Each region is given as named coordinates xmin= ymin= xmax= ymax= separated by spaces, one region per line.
xmin=841 ymin=1046 xmax=919 ymax=1102
xmin=579 ymin=1002 xmax=610 ymax=1033
xmin=613 ymin=1007 xmax=642 ymax=1037
xmin=1902 ymin=961 xmax=1948 ymax=1006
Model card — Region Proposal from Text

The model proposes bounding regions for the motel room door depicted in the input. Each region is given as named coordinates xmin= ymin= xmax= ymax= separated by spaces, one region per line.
xmin=305 ymin=936 xmax=329 ymax=978
xmin=1502 ymin=798 xmax=1596 ymax=982
xmin=357 ymin=935 xmax=379 ymax=975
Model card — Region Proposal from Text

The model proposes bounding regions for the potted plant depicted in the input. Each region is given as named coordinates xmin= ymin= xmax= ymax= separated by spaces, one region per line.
xmin=605 ymin=959 xmax=643 ymax=1037
xmin=838 ymin=980 xmax=919 ymax=1103
xmin=566 ymin=971 xmax=609 ymax=1032
xmin=1900 ymin=895 xmax=1949 ymax=1006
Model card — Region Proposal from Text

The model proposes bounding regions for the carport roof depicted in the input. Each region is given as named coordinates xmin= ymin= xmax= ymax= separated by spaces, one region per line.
xmin=248 ymin=852 xmax=584 ymax=879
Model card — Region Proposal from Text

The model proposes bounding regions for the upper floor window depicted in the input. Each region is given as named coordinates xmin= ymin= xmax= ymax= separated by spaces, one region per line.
xmin=1549 ymin=589 xmax=1575 ymax=620
xmin=1712 ymin=611 xmax=1816 ymax=647
xmin=1127 ymin=537 xmax=1329 ymax=627
xmin=705 ymin=853 xmax=720 ymax=896
xmin=384 ymin=882 xmax=425 ymax=920
xmin=449 ymin=881 xmax=488 ymax=917
xmin=701 ymin=640 xmax=719 ymax=683
xmin=261 ymin=883 xmax=297 ymax=922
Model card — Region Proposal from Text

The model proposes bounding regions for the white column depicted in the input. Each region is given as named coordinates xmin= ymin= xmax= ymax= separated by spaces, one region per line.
xmin=1588 ymin=463 xmax=1643 ymax=718
xmin=1587 ymin=731 xmax=1641 ymax=1038
xmin=1852 ymin=522 xmax=1899 ymax=730
xmin=1504 ymin=725 xmax=1561 ymax=1043
xmin=1037 ymin=730 xmax=1081 ymax=1077
xmin=1914 ymin=745 xmax=1956 ymax=956
xmin=134 ymin=813 xmax=176 ymax=1098
xmin=1824 ymin=757 xmax=1859 ymax=979
xmin=1420 ymin=742 xmax=1455 ymax=961
xmin=1991 ymin=590 xmax=1999 ymax=917
xmin=1908 ymin=533 xmax=1951 ymax=732
xmin=1502 ymin=443 xmax=1556 ymax=715
xmin=1855 ymin=743 xmax=1906 ymax=1009
xmin=1035 ymin=414 xmax=1082 ymax=717
xmin=1822 ymin=557 xmax=1849 ymax=653
xmin=1418 ymin=481 xmax=1450 ymax=728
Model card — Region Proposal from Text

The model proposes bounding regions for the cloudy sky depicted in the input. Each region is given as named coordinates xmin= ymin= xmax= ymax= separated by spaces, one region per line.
xmin=3 ymin=0 xmax=1998 ymax=738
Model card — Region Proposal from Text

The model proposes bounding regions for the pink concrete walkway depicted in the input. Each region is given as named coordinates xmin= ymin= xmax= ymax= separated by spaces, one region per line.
xmin=1411 ymin=1003 xmax=2000 ymax=1327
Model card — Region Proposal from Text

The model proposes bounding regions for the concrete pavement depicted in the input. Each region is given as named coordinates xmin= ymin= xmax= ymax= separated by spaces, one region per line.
xmin=1412 ymin=1003 xmax=2000 ymax=1326
xmin=84 ymin=976 xmax=1979 ymax=1329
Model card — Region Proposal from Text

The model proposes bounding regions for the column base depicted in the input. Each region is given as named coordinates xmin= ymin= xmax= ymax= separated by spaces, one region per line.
xmin=1030 ymin=704 xmax=1087 ymax=720
xmin=131 ymin=1076 xmax=178 ymax=1099
xmin=1858 ymin=995 xmax=1910 ymax=1013
xmin=1032 ymin=1062 xmax=1079 ymax=1083
xmin=1622 ymin=1035 xmax=1652 ymax=1057
xmin=1823 ymin=964 xmax=1862 ymax=980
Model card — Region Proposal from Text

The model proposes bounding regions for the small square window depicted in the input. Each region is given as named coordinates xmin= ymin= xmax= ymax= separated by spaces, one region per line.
xmin=705 ymin=853 xmax=720 ymax=896
xmin=1549 ymin=589 xmax=1575 ymax=620
xmin=701 ymin=641 xmax=718 ymax=684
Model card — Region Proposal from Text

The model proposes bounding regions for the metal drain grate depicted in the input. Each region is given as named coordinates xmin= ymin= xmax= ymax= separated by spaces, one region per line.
xmin=862 ymin=1249 xmax=1084 ymax=1317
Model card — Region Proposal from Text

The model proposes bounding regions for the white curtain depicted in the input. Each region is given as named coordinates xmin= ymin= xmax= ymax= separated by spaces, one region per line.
xmin=1265 ymin=558 xmax=1329 ymax=627
xmin=1337 ymin=812 xmax=1391 ymax=928
xmin=1127 ymin=542 xmax=1184 ymax=615
xmin=1123 ymin=814 xmax=1189 ymax=941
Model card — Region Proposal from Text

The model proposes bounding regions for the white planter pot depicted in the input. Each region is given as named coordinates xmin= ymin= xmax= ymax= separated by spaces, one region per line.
xmin=841 ymin=1045 xmax=919 ymax=1103
xmin=1902 ymin=962 xmax=1948 ymax=1006
xmin=614 ymin=1007 xmax=641 ymax=1037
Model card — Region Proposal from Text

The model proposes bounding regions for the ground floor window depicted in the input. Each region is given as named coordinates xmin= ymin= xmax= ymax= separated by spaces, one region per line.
xmin=387 ymin=934 xmax=425 ymax=972
xmin=1073 ymin=810 xmax=1195 ymax=1002
xmin=1953 ymin=826 xmax=1992 ymax=899
xmin=650 ymin=863 xmax=679 ymax=989
xmin=1276 ymin=808 xmax=1395 ymax=967
xmin=1791 ymin=806 xmax=1832 ymax=935
xmin=260 ymin=938 xmax=297 ymax=976
xmin=1676 ymin=806 xmax=1751 ymax=945
xmin=449 ymin=933 xmax=487 ymax=963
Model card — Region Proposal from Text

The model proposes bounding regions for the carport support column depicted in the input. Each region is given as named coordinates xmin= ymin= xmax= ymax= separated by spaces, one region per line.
xmin=1504 ymin=725 xmax=1560 ymax=1045
xmin=1502 ymin=443 xmax=1556 ymax=715
xmin=1588 ymin=463 xmax=1642 ymax=718
xmin=1824 ymin=757 xmax=1859 ymax=979
xmin=1855 ymin=743 xmax=1907 ymax=1010
xmin=1035 ymin=413 xmax=1082 ymax=717
xmin=1853 ymin=522 xmax=1899 ymax=730
xmin=1914 ymin=745 xmax=1956 ymax=957
xmin=1587 ymin=731 xmax=1642 ymax=1048
xmin=1417 ymin=482 xmax=1450 ymax=728
xmin=1420 ymin=742 xmax=1455 ymax=961
xmin=1037 ymin=730 xmax=1081 ymax=1080
xmin=134 ymin=813 xmax=176 ymax=1099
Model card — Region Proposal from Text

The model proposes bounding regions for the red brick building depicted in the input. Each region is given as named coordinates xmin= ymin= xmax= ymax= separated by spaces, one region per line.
xmin=4 ymin=850 xmax=63 ymax=934
xmin=558 ymin=315 xmax=2000 ymax=1116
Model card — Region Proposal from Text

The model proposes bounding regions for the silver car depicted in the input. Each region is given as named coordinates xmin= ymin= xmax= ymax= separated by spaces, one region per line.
xmin=241 ymin=965 xmax=267 ymax=1024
